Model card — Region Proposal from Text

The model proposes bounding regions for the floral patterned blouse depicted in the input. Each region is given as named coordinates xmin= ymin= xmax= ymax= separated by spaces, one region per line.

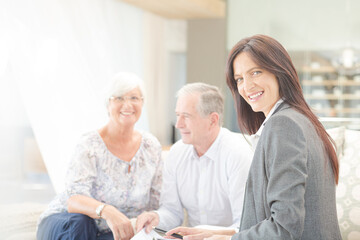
xmin=38 ymin=130 xmax=163 ymax=232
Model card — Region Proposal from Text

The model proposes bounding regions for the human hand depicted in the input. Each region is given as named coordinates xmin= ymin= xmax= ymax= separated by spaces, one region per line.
xmin=136 ymin=211 xmax=159 ymax=233
xmin=165 ymin=227 xmax=215 ymax=240
xmin=101 ymin=205 xmax=134 ymax=240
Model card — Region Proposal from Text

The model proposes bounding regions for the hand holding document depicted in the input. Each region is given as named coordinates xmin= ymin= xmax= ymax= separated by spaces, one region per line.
xmin=130 ymin=228 xmax=165 ymax=240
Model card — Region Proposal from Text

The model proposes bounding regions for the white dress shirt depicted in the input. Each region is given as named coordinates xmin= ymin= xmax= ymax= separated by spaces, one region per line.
xmin=156 ymin=128 xmax=253 ymax=230
xmin=250 ymin=99 xmax=284 ymax=149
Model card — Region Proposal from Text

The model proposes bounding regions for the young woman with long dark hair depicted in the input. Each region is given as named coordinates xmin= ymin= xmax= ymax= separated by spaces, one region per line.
xmin=224 ymin=34 xmax=341 ymax=239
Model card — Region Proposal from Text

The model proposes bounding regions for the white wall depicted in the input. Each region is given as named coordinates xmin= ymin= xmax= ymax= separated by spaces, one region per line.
xmin=143 ymin=13 xmax=187 ymax=145
xmin=227 ymin=0 xmax=360 ymax=51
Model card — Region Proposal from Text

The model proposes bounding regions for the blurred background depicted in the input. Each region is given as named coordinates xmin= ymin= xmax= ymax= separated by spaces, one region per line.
xmin=1 ymin=0 xmax=360 ymax=205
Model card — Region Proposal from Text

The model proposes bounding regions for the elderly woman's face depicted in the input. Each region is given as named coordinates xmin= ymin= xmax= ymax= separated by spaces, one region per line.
xmin=233 ymin=52 xmax=280 ymax=117
xmin=108 ymin=87 xmax=143 ymax=126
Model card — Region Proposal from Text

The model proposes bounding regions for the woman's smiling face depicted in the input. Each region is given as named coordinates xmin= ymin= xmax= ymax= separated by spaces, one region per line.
xmin=233 ymin=52 xmax=280 ymax=117
xmin=107 ymin=87 xmax=143 ymax=127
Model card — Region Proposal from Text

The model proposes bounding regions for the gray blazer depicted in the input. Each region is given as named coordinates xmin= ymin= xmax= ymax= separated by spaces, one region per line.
xmin=232 ymin=103 xmax=341 ymax=240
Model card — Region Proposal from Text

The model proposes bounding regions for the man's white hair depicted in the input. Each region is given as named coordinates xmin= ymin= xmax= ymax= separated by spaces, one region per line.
xmin=177 ymin=82 xmax=224 ymax=126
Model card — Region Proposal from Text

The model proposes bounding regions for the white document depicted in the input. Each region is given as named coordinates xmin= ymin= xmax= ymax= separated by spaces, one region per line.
xmin=131 ymin=228 xmax=165 ymax=240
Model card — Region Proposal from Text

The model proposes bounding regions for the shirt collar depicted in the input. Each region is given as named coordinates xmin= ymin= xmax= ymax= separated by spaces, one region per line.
xmin=191 ymin=128 xmax=224 ymax=162
xmin=254 ymin=98 xmax=284 ymax=137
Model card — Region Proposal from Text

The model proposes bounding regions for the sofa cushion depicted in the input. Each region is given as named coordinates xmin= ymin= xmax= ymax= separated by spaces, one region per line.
xmin=326 ymin=126 xmax=346 ymax=157
xmin=336 ymin=129 xmax=360 ymax=240
xmin=0 ymin=202 xmax=47 ymax=240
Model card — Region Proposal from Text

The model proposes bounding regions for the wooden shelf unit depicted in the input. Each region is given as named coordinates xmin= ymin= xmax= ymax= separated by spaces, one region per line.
xmin=301 ymin=66 xmax=337 ymax=73
xmin=302 ymin=80 xmax=360 ymax=86
xmin=312 ymin=108 xmax=360 ymax=114
xmin=304 ymin=94 xmax=360 ymax=100
xmin=299 ymin=62 xmax=360 ymax=117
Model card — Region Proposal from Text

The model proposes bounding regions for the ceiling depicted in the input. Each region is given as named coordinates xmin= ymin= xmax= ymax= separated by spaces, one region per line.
xmin=120 ymin=0 xmax=225 ymax=19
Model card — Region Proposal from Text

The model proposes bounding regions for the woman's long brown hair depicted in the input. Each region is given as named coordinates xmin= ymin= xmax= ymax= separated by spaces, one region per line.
xmin=225 ymin=34 xmax=339 ymax=184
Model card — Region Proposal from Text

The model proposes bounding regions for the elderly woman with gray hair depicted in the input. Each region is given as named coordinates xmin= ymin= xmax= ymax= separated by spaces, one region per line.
xmin=37 ymin=72 xmax=163 ymax=240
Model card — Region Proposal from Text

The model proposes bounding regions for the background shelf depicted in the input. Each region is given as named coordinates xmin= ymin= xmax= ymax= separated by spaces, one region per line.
xmin=312 ymin=108 xmax=360 ymax=114
xmin=304 ymin=94 xmax=360 ymax=100
xmin=302 ymin=80 xmax=360 ymax=86
xmin=292 ymin=49 xmax=360 ymax=118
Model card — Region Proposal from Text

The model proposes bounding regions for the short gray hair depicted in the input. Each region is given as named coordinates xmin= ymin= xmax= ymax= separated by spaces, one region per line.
xmin=104 ymin=72 xmax=145 ymax=107
xmin=177 ymin=82 xmax=224 ymax=126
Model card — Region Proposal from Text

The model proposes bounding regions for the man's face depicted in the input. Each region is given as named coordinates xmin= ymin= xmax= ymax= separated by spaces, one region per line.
xmin=175 ymin=94 xmax=212 ymax=147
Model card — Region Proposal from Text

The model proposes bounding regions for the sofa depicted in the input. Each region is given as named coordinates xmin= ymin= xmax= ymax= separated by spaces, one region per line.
xmin=1 ymin=127 xmax=359 ymax=240
xmin=334 ymin=127 xmax=360 ymax=240
xmin=0 ymin=202 xmax=47 ymax=240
